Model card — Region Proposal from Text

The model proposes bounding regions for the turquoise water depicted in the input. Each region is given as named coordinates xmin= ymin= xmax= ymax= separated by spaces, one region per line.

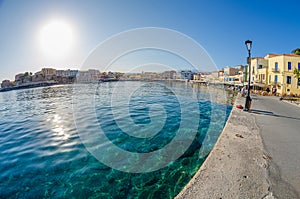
xmin=0 ymin=82 xmax=232 ymax=198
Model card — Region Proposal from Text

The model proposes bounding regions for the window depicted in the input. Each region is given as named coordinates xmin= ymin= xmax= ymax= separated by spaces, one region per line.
xmin=298 ymin=63 xmax=300 ymax=70
xmin=275 ymin=75 xmax=278 ymax=83
xmin=287 ymin=76 xmax=292 ymax=84
xmin=288 ymin=62 xmax=292 ymax=70
xmin=258 ymin=65 xmax=263 ymax=69
xmin=269 ymin=75 xmax=271 ymax=83
xmin=298 ymin=78 xmax=300 ymax=86
xmin=275 ymin=62 xmax=278 ymax=71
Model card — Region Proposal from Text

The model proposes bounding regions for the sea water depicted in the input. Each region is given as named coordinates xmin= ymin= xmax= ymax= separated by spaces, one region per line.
xmin=0 ymin=81 xmax=233 ymax=198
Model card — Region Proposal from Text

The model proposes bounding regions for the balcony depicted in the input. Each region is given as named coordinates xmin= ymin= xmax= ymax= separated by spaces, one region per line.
xmin=271 ymin=81 xmax=280 ymax=86
xmin=271 ymin=68 xmax=280 ymax=72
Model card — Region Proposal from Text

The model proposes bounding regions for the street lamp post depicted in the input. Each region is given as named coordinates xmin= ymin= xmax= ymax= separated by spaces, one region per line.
xmin=244 ymin=40 xmax=252 ymax=111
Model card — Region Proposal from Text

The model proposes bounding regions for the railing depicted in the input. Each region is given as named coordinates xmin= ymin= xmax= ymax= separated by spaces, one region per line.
xmin=271 ymin=68 xmax=280 ymax=72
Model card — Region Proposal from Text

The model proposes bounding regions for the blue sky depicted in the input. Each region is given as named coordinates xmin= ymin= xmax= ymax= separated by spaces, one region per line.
xmin=0 ymin=0 xmax=299 ymax=81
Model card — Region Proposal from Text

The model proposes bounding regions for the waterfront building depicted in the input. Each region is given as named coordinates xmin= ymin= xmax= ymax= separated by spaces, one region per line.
xmin=193 ymin=72 xmax=208 ymax=82
xmin=215 ymin=66 xmax=244 ymax=86
xmin=1 ymin=80 xmax=12 ymax=88
xmin=60 ymin=69 xmax=78 ymax=78
xmin=76 ymin=69 xmax=100 ymax=82
xmin=193 ymin=73 xmax=201 ymax=81
xmin=15 ymin=73 xmax=25 ymax=86
xmin=32 ymin=71 xmax=44 ymax=82
xmin=107 ymin=71 xmax=115 ymax=78
xmin=56 ymin=69 xmax=79 ymax=83
xmin=132 ymin=73 xmax=142 ymax=80
xmin=232 ymin=65 xmax=245 ymax=83
xmin=210 ymin=71 xmax=219 ymax=79
xmin=217 ymin=69 xmax=225 ymax=83
xmin=113 ymin=72 xmax=124 ymax=79
xmin=266 ymin=54 xmax=300 ymax=96
xmin=23 ymin=73 xmax=33 ymax=83
xmin=223 ymin=66 xmax=241 ymax=84
xmin=251 ymin=57 xmax=269 ymax=86
xmin=88 ymin=69 xmax=101 ymax=80
xmin=246 ymin=53 xmax=300 ymax=95
xmin=76 ymin=71 xmax=92 ymax=82
xmin=180 ymin=70 xmax=194 ymax=80
xmin=224 ymin=66 xmax=240 ymax=78
xmin=162 ymin=70 xmax=176 ymax=80
xmin=173 ymin=72 xmax=182 ymax=80
xmin=199 ymin=72 xmax=216 ymax=83
xmin=68 ymin=69 xmax=79 ymax=78
xmin=41 ymin=68 xmax=57 ymax=81
xmin=141 ymin=72 xmax=162 ymax=80
xmin=56 ymin=70 xmax=67 ymax=77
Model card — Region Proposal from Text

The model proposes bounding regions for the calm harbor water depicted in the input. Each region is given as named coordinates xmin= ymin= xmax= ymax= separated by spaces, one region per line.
xmin=0 ymin=81 xmax=233 ymax=198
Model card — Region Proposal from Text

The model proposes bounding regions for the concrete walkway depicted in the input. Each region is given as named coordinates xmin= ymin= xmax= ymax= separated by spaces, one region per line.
xmin=250 ymin=95 xmax=300 ymax=198
xmin=176 ymin=95 xmax=271 ymax=199
xmin=176 ymin=94 xmax=300 ymax=199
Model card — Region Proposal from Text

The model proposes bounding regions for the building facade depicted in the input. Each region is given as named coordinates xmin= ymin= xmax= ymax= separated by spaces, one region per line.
xmin=180 ymin=70 xmax=193 ymax=80
xmin=1 ymin=80 xmax=12 ymax=88
xmin=41 ymin=68 xmax=57 ymax=81
xmin=251 ymin=58 xmax=268 ymax=84
xmin=267 ymin=54 xmax=300 ymax=95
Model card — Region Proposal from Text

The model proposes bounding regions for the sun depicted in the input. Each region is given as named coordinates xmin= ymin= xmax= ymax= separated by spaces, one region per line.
xmin=39 ymin=19 xmax=74 ymax=58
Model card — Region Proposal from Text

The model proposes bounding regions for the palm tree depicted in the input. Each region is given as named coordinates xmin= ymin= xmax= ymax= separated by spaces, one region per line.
xmin=292 ymin=48 xmax=300 ymax=55
xmin=294 ymin=68 xmax=300 ymax=88
xmin=294 ymin=68 xmax=300 ymax=78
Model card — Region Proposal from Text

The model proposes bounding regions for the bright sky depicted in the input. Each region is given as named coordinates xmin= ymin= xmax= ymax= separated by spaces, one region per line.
xmin=0 ymin=0 xmax=299 ymax=81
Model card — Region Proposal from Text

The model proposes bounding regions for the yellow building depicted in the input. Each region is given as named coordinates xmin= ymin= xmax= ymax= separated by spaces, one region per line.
xmin=251 ymin=57 xmax=269 ymax=85
xmin=267 ymin=54 xmax=300 ymax=96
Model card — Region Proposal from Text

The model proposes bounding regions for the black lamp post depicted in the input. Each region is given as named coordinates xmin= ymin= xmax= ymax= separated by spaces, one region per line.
xmin=244 ymin=40 xmax=252 ymax=111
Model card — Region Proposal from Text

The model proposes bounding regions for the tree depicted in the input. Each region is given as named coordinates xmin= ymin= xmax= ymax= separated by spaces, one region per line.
xmin=294 ymin=68 xmax=300 ymax=78
xmin=292 ymin=48 xmax=300 ymax=55
xmin=24 ymin=72 xmax=32 ymax=77
xmin=294 ymin=68 xmax=300 ymax=87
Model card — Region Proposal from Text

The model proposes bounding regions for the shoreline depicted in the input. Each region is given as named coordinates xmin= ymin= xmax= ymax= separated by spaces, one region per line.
xmin=176 ymin=94 xmax=272 ymax=199
xmin=0 ymin=79 xmax=239 ymax=93
xmin=0 ymin=81 xmax=58 ymax=92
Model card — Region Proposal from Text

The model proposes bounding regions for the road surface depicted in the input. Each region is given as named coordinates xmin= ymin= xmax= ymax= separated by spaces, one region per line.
xmin=250 ymin=95 xmax=300 ymax=198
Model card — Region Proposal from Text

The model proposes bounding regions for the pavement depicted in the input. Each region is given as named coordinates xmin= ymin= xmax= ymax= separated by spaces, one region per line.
xmin=250 ymin=95 xmax=300 ymax=198
xmin=176 ymin=94 xmax=300 ymax=199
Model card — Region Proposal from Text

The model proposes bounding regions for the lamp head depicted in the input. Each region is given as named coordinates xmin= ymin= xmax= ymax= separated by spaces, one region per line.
xmin=245 ymin=40 xmax=252 ymax=51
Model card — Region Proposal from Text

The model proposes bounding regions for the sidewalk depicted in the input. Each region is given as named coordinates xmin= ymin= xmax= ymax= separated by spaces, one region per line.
xmin=176 ymin=95 xmax=271 ymax=199
xmin=250 ymin=95 xmax=300 ymax=198
xmin=176 ymin=94 xmax=300 ymax=198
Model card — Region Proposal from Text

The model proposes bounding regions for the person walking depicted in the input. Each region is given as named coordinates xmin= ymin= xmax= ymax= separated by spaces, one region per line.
xmin=272 ymin=86 xmax=277 ymax=96
xmin=241 ymin=86 xmax=246 ymax=97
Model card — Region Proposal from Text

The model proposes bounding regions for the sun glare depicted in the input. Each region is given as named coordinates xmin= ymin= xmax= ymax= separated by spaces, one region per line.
xmin=39 ymin=19 xmax=74 ymax=58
